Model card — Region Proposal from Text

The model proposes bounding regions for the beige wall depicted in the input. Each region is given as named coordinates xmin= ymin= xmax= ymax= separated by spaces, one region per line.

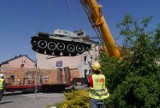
xmin=36 ymin=44 xmax=100 ymax=77
xmin=37 ymin=53 xmax=83 ymax=69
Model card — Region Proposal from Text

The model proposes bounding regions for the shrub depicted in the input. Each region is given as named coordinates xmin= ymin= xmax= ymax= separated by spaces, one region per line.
xmin=58 ymin=90 xmax=90 ymax=108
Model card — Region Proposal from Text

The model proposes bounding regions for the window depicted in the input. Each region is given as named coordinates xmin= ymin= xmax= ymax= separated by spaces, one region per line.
xmin=10 ymin=75 xmax=15 ymax=81
xmin=84 ymin=56 xmax=87 ymax=64
xmin=22 ymin=60 xmax=25 ymax=63
xmin=84 ymin=56 xmax=87 ymax=61
xmin=21 ymin=64 xmax=24 ymax=68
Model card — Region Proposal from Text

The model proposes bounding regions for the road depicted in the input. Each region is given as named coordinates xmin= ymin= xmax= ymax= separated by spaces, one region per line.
xmin=0 ymin=92 xmax=64 ymax=108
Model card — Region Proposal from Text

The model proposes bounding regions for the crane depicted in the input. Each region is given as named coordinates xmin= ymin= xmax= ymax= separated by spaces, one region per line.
xmin=31 ymin=0 xmax=121 ymax=59
xmin=80 ymin=0 xmax=121 ymax=59
xmin=29 ymin=0 xmax=122 ymax=91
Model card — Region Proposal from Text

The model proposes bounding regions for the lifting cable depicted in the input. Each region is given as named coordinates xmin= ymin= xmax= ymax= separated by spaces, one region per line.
xmin=66 ymin=0 xmax=78 ymax=30
xmin=35 ymin=0 xmax=52 ymax=35
xmin=66 ymin=0 xmax=101 ymax=45
xmin=66 ymin=0 xmax=85 ymax=67
xmin=80 ymin=0 xmax=103 ymax=47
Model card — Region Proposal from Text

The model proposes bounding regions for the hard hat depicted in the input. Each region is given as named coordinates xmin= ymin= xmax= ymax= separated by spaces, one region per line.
xmin=0 ymin=74 xmax=5 ymax=78
xmin=92 ymin=62 xmax=101 ymax=70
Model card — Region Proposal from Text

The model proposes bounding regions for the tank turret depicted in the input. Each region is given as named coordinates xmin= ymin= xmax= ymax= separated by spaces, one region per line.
xmin=31 ymin=29 xmax=92 ymax=56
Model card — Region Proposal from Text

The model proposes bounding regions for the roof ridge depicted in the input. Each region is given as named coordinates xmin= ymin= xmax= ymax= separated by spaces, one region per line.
xmin=0 ymin=54 xmax=35 ymax=65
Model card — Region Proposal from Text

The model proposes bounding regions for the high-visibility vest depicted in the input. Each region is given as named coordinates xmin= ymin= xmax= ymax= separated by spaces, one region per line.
xmin=18 ymin=79 xmax=21 ymax=82
xmin=0 ymin=78 xmax=4 ymax=90
xmin=89 ymin=74 xmax=109 ymax=100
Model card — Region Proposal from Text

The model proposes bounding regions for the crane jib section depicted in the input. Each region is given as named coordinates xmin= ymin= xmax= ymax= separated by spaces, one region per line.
xmin=80 ymin=0 xmax=121 ymax=59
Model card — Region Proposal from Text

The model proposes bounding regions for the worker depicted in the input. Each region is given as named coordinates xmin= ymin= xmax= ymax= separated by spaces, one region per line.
xmin=87 ymin=62 xmax=110 ymax=108
xmin=0 ymin=74 xmax=6 ymax=101
xmin=18 ymin=78 xmax=21 ymax=85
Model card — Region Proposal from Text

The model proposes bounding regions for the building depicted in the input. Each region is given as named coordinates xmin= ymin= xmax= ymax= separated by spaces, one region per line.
xmin=0 ymin=54 xmax=35 ymax=69
xmin=0 ymin=55 xmax=37 ymax=85
xmin=0 ymin=54 xmax=70 ymax=85
xmin=36 ymin=42 xmax=100 ymax=78
xmin=0 ymin=38 xmax=100 ymax=85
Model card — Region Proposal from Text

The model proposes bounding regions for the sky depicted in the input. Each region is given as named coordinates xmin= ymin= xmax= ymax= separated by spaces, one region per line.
xmin=0 ymin=0 xmax=160 ymax=62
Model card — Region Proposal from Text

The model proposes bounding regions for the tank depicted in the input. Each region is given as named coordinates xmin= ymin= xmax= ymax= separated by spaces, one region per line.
xmin=31 ymin=29 xmax=92 ymax=56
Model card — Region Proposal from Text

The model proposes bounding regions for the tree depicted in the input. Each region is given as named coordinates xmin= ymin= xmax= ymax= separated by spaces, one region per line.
xmin=100 ymin=14 xmax=160 ymax=107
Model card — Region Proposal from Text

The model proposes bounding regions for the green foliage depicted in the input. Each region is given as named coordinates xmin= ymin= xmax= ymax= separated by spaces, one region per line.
xmin=56 ymin=14 xmax=159 ymax=108
xmin=58 ymin=90 xmax=90 ymax=108
xmin=100 ymin=52 xmax=120 ymax=91
xmin=100 ymin=14 xmax=160 ymax=107
xmin=108 ymin=76 xmax=160 ymax=107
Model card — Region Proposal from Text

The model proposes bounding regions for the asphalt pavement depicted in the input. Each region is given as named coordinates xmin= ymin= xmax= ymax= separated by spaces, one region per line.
xmin=0 ymin=92 xmax=64 ymax=108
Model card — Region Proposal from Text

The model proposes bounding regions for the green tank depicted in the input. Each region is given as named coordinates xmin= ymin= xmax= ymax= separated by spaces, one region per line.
xmin=31 ymin=29 xmax=91 ymax=56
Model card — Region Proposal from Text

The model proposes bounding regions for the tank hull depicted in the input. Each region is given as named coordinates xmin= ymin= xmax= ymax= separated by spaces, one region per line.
xmin=31 ymin=33 xmax=91 ymax=56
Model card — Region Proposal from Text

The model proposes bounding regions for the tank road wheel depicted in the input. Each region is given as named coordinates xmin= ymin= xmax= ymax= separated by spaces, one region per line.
xmin=38 ymin=40 xmax=47 ymax=49
xmin=67 ymin=44 xmax=75 ymax=52
xmin=46 ymin=42 xmax=56 ymax=55
xmin=76 ymin=45 xmax=84 ymax=53
xmin=61 ymin=44 xmax=75 ymax=56
xmin=85 ymin=44 xmax=91 ymax=51
xmin=48 ymin=42 xmax=56 ymax=51
xmin=31 ymin=39 xmax=38 ymax=47
xmin=57 ymin=43 xmax=65 ymax=51
xmin=31 ymin=39 xmax=38 ymax=51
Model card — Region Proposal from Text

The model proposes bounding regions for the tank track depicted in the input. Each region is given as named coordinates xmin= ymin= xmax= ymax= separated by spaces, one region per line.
xmin=31 ymin=33 xmax=91 ymax=56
